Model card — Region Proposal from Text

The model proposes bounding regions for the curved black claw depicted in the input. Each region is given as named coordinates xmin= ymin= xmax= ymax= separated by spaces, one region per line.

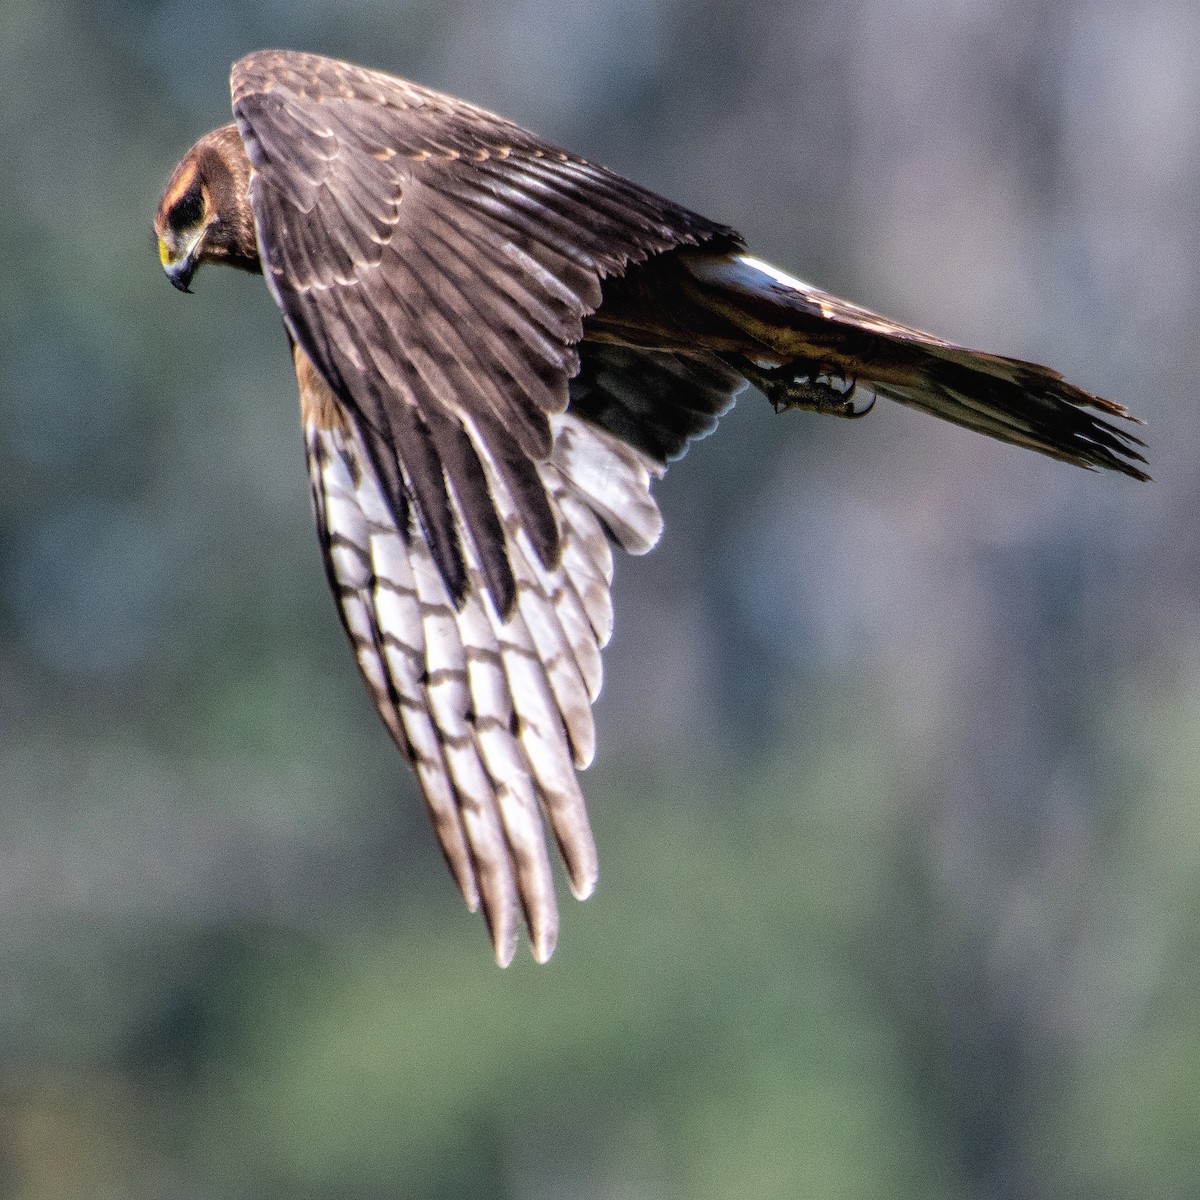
xmin=753 ymin=366 xmax=875 ymax=420
xmin=726 ymin=355 xmax=878 ymax=420
xmin=839 ymin=384 xmax=876 ymax=419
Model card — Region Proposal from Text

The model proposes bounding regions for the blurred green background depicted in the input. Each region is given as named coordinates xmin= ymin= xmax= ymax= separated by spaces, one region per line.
xmin=2 ymin=0 xmax=1198 ymax=1196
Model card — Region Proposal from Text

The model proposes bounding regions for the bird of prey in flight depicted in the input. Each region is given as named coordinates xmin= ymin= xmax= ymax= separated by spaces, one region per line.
xmin=155 ymin=50 xmax=1147 ymax=965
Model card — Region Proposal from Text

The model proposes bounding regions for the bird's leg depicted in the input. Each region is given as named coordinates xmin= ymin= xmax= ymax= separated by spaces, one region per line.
xmin=734 ymin=357 xmax=876 ymax=419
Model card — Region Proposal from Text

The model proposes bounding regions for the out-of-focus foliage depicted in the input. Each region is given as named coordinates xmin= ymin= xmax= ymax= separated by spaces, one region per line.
xmin=1 ymin=1 xmax=1197 ymax=1196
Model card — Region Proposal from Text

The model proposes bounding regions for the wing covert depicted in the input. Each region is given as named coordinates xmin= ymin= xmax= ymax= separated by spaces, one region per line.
xmin=233 ymin=49 xmax=740 ymax=613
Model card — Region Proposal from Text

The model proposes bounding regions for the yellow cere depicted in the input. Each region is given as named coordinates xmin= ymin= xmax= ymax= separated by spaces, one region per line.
xmin=158 ymin=237 xmax=173 ymax=267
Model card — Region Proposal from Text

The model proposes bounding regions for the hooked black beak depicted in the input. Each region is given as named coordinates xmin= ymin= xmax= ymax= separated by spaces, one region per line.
xmin=158 ymin=232 xmax=199 ymax=293
xmin=164 ymin=253 xmax=197 ymax=294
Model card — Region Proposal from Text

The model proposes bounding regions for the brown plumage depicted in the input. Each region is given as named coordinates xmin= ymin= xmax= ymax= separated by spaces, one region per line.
xmin=155 ymin=49 xmax=1147 ymax=965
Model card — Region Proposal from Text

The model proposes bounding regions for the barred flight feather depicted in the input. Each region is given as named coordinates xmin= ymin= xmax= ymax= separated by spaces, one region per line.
xmin=303 ymin=354 xmax=668 ymax=962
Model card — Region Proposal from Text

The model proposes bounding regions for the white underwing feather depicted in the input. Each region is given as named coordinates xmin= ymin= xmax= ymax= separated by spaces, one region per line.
xmin=305 ymin=397 xmax=663 ymax=962
xmin=307 ymin=424 xmax=483 ymax=915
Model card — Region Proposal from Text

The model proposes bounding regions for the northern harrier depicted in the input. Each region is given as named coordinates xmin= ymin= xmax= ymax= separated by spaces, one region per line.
xmin=155 ymin=50 xmax=1146 ymax=964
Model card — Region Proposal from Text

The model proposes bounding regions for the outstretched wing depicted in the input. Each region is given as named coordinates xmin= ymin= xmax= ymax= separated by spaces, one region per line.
xmin=232 ymin=49 xmax=740 ymax=614
xmin=297 ymin=343 xmax=725 ymax=963
xmin=234 ymin=50 xmax=746 ymax=962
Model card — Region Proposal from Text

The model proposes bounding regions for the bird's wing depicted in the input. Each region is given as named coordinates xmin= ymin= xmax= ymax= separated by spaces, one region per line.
xmin=296 ymin=342 xmax=691 ymax=964
xmin=232 ymin=49 xmax=740 ymax=614
xmin=569 ymin=344 xmax=749 ymax=463
xmin=233 ymin=49 xmax=746 ymax=962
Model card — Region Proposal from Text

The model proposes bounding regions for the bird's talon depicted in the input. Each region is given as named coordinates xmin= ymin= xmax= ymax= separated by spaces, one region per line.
xmin=840 ymin=386 xmax=876 ymax=420
xmin=763 ymin=372 xmax=872 ymax=420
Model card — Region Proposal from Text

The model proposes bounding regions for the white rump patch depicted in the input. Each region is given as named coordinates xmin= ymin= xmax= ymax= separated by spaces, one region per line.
xmin=685 ymin=251 xmax=818 ymax=298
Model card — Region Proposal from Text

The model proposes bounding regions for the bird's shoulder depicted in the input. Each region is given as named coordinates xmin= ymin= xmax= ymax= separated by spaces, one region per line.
xmin=231 ymin=49 xmax=572 ymax=165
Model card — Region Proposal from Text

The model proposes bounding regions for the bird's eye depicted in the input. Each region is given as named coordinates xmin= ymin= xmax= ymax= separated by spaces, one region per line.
xmin=171 ymin=189 xmax=205 ymax=231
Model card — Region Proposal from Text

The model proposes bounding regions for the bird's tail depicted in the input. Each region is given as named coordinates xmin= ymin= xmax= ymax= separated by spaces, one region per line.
xmin=672 ymin=251 xmax=1149 ymax=481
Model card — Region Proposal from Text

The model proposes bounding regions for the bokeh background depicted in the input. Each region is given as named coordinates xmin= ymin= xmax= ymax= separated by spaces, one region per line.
xmin=2 ymin=0 xmax=1198 ymax=1196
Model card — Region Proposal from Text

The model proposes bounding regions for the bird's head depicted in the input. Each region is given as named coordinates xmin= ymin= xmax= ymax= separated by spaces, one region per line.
xmin=155 ymin=123 xmax=260 ymax=292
